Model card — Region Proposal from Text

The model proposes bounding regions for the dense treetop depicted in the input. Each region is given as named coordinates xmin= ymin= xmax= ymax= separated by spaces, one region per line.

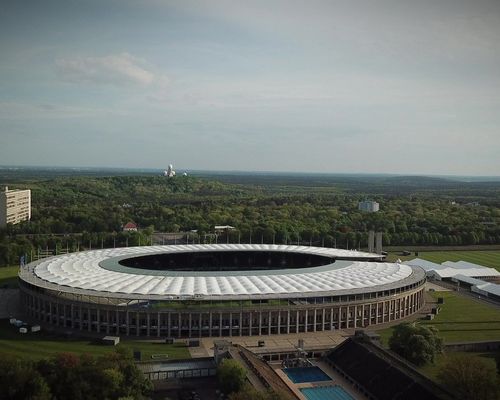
xmin=1 ymin=173 xmax=499 ymax=266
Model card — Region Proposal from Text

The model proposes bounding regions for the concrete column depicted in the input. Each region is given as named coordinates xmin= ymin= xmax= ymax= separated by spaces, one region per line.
xmin=219 ymin=312 xmax=222 ymax=337
xmin=228 ymin=312 xmax=232 ymax=337
xmin=198 ymin=312 xmax=203 ymax=337
xmin=258 ymin=311 xmax=262 ymax=336
xmin=287 ymin=310 xmax=290 ymax=334
xmin=322 ymin=308 xmax=326 ymax=331
xmin=106 ymin=310 xmax=110 ymax=334
xmin=209 ymin=312 xmax=212 ymax=337
xmin=158 ymin=312 xmax=161 ymax=337
xmin=338 ymin=306 xmax=342 ymax=329
xmin=313 ymin=309 xmax=317 ymax=332
xmin=147 ymin=313 xmax=150 ymax=337
xmin=71 ymin=304 xmax=75 ymax=329
xmin=178 ymin=314 xmax=182 ymax=337
xmin=126 ymin=311 xmax=130 ymax=336
xmin=278 ymin=310 xmax=281 ymax=334
xmin=375 ymin=302 xmax=379 ymax=323
xmin=189 ymin=313 xmax=192 ymax=337
xmin=115 ymin=310 xmax=119 ymax=334
xmin=136 ymin=312 xmax=140 ymax=337
xmin=268 ymin=311 xmax=272 ymax=334
xmin=239 ymin=312 xmax=243 ymax=336
xmin=354 ymin=306 xmax=357 ymax=328
xmin=296 ymin=310 xmax=299 ymax=333
xmin=97 ymin=309 xmax=100 ymax=333
xmin=249 ymin=312 xmax=253 ymax=334
xmin=382 ymin=302 xmax=385 ymax=323
xmin=346 ymin=306 xmax=350 ymax=329
xmin=167 ymin=313 xmax=171 ymax=337
xmin=330 ymin=308 xmax=334 ymax=330
xmin=305 ymin=309 xmax=308 ymax=332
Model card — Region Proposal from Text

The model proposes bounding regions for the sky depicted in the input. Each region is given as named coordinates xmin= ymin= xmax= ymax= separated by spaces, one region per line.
xmin=1 ymin=0 xmax=500 ymax=175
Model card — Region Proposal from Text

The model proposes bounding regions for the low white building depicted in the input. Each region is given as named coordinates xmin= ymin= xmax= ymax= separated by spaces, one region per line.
xmin=358 ymin=200 xmax=379 ymax=213
xmin=404 ymin=258 xmax=500 ymax=280
xmin=451 ymin=274 xmax=500 ymax=301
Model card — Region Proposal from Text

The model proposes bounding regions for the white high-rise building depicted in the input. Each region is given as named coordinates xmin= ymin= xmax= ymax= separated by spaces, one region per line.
xmin=358 ymin=200 xmax=379 ymax=213
xmin=0 ymin=186 xmax=31 ymax=227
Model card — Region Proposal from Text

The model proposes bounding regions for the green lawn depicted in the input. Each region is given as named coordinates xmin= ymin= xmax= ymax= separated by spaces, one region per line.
xmin=377 ymin=291 xmax=500 ymax=345
xmin=386 ymin=250 xmax=500 ymax=271
xmin=419 ymin=251 xmax=500 ymax=270
xmin=0 ymin=266 xmax=19 ymax=288
xmin=0 ymin=319 xmax=191 ymax=361
xmin=424 ymin=291 xmax=500 ymax=343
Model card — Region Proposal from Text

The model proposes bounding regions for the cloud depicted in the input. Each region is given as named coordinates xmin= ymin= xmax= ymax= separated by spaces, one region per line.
xmin=55 ymin=53 xmax=166 ymax=86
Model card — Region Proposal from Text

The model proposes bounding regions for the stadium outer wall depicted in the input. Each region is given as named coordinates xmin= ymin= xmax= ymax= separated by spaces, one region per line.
xmin=18 ymin=246 xmax=426 ymax=338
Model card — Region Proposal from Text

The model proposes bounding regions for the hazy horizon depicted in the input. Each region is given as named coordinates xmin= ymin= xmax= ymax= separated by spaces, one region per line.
xmin=2 ymin=0 xmax=500 ymax=175
xmin=2 ymin=163 xmax=500 ymax=181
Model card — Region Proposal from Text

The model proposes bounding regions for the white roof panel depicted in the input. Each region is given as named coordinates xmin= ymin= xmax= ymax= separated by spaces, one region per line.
xmin=29 ymin=244 xmax=417 ymax=299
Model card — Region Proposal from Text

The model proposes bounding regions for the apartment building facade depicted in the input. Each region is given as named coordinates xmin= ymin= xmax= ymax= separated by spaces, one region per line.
xmin=0 ymin=186 xmax=31 ymax=227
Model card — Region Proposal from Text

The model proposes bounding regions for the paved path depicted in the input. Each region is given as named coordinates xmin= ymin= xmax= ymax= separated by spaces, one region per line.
xmin=197 ymin=330 xmax=348 ymax=358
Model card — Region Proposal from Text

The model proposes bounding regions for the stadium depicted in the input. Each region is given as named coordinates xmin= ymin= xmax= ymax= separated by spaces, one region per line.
xmin=18 ymin=244 xmax=426 ymax=338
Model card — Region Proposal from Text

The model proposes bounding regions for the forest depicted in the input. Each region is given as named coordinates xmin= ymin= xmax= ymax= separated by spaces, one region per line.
xmin=1 ymin=171 xmax=499 ymax=266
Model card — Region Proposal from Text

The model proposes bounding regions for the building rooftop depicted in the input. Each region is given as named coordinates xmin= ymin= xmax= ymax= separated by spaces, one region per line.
xmin=404 ymin=258 xmax=500 ymax=279
xmin=25 ymin=244 xmax=423 ymax=300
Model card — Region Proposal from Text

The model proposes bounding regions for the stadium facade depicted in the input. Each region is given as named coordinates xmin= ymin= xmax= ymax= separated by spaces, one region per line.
xmin=19 ymin=244 xmax=426 ymax=338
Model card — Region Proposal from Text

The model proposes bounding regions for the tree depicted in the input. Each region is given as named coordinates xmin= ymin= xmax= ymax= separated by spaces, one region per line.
xmin=217 ymin=359 xmax=247 ymax=394
xmin=34 ymin=350 xmax=152 ymax=400
xmin=438 ymin=355 xmax=500 ymax=400
xmin=0 ymin=357 xmax=50 ymax=400
xmin=388 ymin=322 xmax=443 ymax=365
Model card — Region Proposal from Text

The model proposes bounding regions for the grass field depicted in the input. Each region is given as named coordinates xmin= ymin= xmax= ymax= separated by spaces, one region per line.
xmin=0 ymin=266 xmax=19 ymax=288
xmin=377 ymin=291 xmax=500 ymax=344
xmin=425 ymin=291 xmax=500 ymax=343
xmin=0 ymin=319 xmax=191 ymax=361
xmin=386 ymin=250 xmax=500 ymax=271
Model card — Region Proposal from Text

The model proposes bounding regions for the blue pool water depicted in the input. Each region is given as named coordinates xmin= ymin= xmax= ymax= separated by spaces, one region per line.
xmin=301 ymin=386 xmax=355 ymax=400
xmin=283 ymin=366 xmax=332 ymax=383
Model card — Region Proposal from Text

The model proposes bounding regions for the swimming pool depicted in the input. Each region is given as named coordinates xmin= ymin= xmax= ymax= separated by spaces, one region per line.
xmin=283 ymin=366 xmax=332 ymax=383
xmin=301 ymin=386 xmax=355 ymax=400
